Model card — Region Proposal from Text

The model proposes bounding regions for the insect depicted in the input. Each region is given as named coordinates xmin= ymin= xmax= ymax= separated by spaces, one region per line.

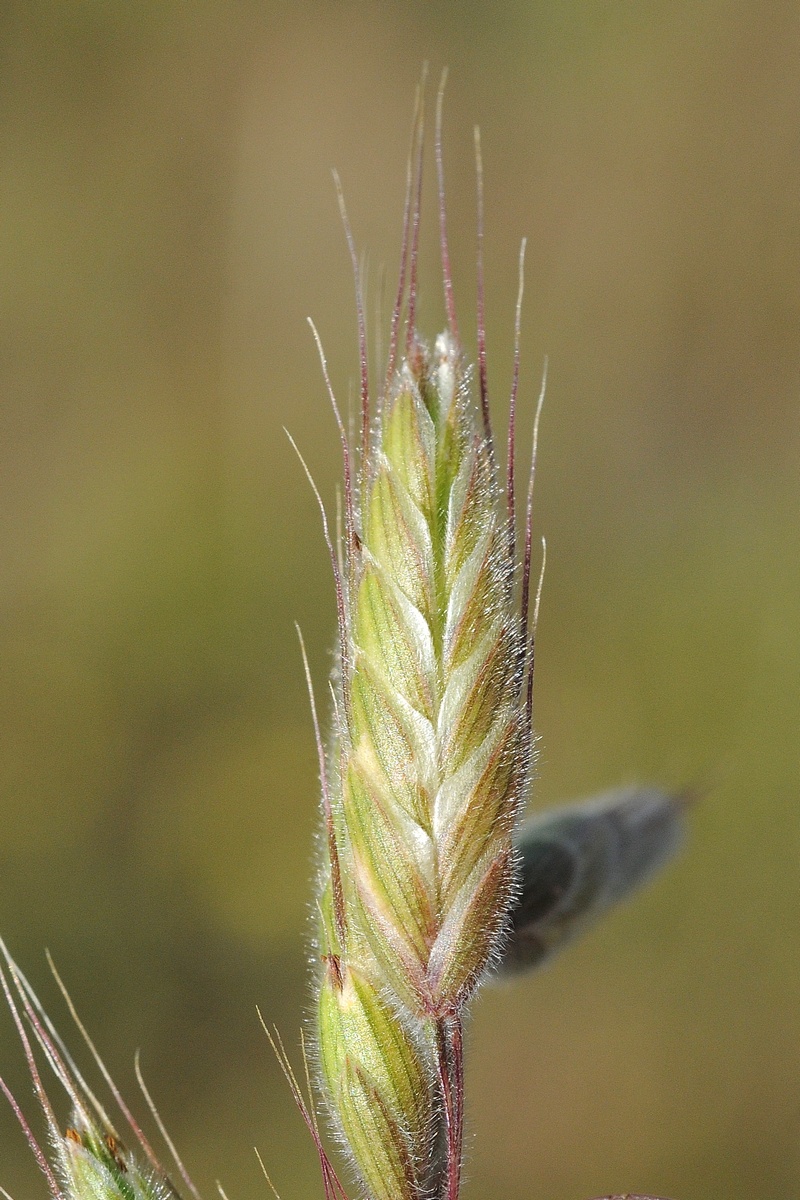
xmin=499 ymin=785 xmax=690 ymax=975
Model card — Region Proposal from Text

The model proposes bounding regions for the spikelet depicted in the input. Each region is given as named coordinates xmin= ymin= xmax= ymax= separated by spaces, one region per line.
xmin=307 ymin=77 xmax=541 ymax=1200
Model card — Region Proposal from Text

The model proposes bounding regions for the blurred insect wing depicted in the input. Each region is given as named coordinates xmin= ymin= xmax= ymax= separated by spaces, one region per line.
xmin=498 ymin=785 xmax=688 ymax=976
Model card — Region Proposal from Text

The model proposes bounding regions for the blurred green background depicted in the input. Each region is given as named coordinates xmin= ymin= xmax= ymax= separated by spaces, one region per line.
xmin=1 ymin=2 xmax=799 ymax=1198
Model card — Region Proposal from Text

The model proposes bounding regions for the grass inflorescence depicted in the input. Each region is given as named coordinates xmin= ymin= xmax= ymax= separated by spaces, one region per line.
xmin=303 ymin=73 xmax=544 ymax=1200
xmin=0 ymin=939 xmax=203 ymax=1200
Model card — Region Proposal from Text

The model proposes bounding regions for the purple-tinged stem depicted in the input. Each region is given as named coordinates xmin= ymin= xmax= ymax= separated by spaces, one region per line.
xmin=386 ymin=72 xmax=426 ymax=394
xmin=0 ymin=1072 xmax=63 ymax=1200
xmin=308 ymin=318 xmax=356 ymax=561
xmin=0 ymin=960 xmax=61 ymax=1139
xmin=436 ymin=71 xmax=460 ymax=346
xmin=506 ymin=238 xmax=526 ymax=568
xmin=520 ymin=359 xmax=547 ymax=638
xmin=286 ymin=431 xmax=352 ymax=718
xmin=435 ymin=1014 xmax=465 ymax=1200
xmin=525 ymin=537 xmax=546 ymax=736
xmin=474 ymin=126 xmax=494 ymax=461
xmin=332 ymin=171 xmax=370 ymax=488
xmin=297 ymin=625 xmax=346 ymax=947
xmin=259 ymin=1016 xmax=351 ymax=1200
xmin=406 ymin=82 xmax=426 ymax=355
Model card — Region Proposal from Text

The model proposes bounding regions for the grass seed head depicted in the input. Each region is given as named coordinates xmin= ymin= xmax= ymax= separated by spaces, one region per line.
xmin=1 ymin=942 xmax=199 ymax=1200
xmin=309 ymin=76 xmax=539 ymax=1200
xmin=60 ymin=1119 xmax=176 ymax=1200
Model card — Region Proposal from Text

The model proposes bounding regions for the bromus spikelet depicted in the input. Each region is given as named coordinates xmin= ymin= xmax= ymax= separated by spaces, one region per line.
xmin=0 ymin=941 xmax=202 ymax=1200
xmin=300 ymin=75 xmax=544 ymax=1200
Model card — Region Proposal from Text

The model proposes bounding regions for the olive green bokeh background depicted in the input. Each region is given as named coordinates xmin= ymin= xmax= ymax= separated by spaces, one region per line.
xmin=1 ymin=3 xmax=799 ymax=1198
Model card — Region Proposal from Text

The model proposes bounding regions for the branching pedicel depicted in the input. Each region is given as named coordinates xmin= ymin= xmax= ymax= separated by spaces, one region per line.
xmin=304 ymin=76 xmax=686 ymax=1200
